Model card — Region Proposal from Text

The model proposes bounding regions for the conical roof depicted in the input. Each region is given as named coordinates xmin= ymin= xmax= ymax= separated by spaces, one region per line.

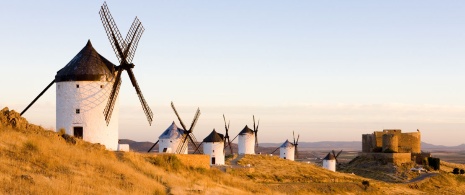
xmin=203 ymin=129 xmax=224 ymax=143
xmin=323 ymin=152 xmax=336 ymax=160
xmin=239 ymin=125 xmax=254 ymax=135
xmin=280 ymin=139 xmax=294 ymax=148
xmin=159 ymin=121 xmax=185 ymax=139
xmin=55 ymin=40 xmax=116 ymax=82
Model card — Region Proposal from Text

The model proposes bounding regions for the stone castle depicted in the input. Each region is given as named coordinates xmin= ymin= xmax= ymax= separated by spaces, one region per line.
xmin=361 ymin=129 xmax=422 ymax=165
xmin=362 ymin=129 xmax=421 ymax=153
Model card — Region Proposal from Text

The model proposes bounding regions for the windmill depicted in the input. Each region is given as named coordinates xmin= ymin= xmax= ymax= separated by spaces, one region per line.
xmin=171 ymin=102 xmax=202 ymax=154
xmin=293 ymin=131 xmax=300 ymax=159
xmin=223 ymin=114 xmax=234 ymax=155
xmin=99 ymin=2 xmax=153 ymax=126
xmin=19 ymin=2 xmax=152 ymax=151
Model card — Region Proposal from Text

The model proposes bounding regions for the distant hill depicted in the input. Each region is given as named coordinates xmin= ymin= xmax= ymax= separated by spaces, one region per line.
xmin=122 ymin=139 xmax=465 ymax=153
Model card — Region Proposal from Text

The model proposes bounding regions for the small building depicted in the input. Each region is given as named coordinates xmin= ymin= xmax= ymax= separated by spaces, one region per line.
xmin=323 ymin=152 xmax=336 ymax=172
xmin=238 ymin=125 xmax=255 ymax=155
xmin=279 ymin=139 xmax=295 ymax=161
xmin=158 ymin=122 xmax=187 ymax=154
xmin=55 ymin=40 xmax=119 ymax=150
xmin=203 ymin=129 xmax=225 ymax=165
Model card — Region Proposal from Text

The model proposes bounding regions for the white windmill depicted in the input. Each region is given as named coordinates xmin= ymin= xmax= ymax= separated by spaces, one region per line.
xmin=20 ymin=2 xmax=153 ymax=151
xmin=198 ymin=129 xmax=225 ymax=165
xmin=323 ymin=151 xmax=342 ymax=172
xmin=156 ymin=122 xmax=186 ymax=154
xmin=237 ymin=125 xmax=255 ymax=155
xmin=271 ymin=131 xmax=299 ymax=161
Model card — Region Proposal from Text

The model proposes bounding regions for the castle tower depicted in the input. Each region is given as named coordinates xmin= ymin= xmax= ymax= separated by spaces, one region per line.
xmin=382 ymin=134 xmax=398 ymax=153
xmin=158 ymin=122 xmax=187 ymax=154
xmin=238 ymin=125 xmax=255 ymax=154
xmin=203 ymin=129 xmax=225 ymax=165
xmin=279 ymin=139 xmax=295 ymax=161
xmin=323 ymin=152 xmax=336 ymax=172
xmin=55 ymin=40 xmax=119 ymax=150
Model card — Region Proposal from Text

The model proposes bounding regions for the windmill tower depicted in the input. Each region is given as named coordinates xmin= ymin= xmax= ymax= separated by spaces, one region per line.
xmin=279 ymin=140 xmax=295 ymax=161
xmin=20 ymin=2 xmax=153 ymax=151
xmin=156 ymin=122 xmax=185 ymax=153
xmin=201 ymin=129 xmax=225 ymax=165
xmin=323 ymin=150 xmax=342 ymax=172
xmin=237 ymin=125 xmax=255 ymax=154
xmin=223 ymin=114 xmax=234 ymax=155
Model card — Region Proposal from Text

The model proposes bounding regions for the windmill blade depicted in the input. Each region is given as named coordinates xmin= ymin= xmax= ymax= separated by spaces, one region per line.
xmin=176 ymin=134 xmax=189 ymax=154
xmin=230 ymin=133 xmax=239 ymax=143
xmin=171 ymin=102 xmax=188 ymax=131
xmin=297 ymin=134 xmax=300 ymax=144
xmin=223 ymin=114 xmax=228 ymax=131
xmin=295 ymin=145 xmax=299 ymax=159
xmin=188 ymin=108 xmax=201 ymax=132
xmin=20 ymin=79 xmax=55 ymax=116
xmin=271 ymin=147 xmax=280 ymax=154
xmin=227 ymin=138 xmax=234 ymax=155
xmin=126 ymin=68 xmax=153 ymax=125
xmin=255 ymin=133 xmax=259 ymax=147
xmin=99 ymin=2 xmax=126 ymax=63
xmin=147 ymin=140 xmax=159 ymax=153
xmin=293 ymin=131 xmax=296 ymax=144
xmin=336 ymin=150 xmax=343 ymax=158
xmin=193 ymin=142 xmax=204 ymax=154
xmin=104 ymin=70 xmax=123 ymax=125
xmin=253 ymin=115 xmax=256 ymax=131
xmin=123 ymin=17 xmax=144 ymax=64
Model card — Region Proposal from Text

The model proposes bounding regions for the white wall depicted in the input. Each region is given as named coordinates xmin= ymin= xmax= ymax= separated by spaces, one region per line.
xmin=159 ymin=138 xmax=188 ymax=154
xmin=203 ymin=142 xmax=225 ymax=165
xmin=323 ymin=160 xmax=336 ymax=172
xmin=238 ymin=133 xmax=255 ymax=154
xmin=56 ymin=81 xmax=119 ymax=150
xmin=280 ymin=146 xmax=295 ymax=161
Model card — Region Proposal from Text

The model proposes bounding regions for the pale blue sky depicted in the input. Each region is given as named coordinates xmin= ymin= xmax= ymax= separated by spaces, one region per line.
xmin=1 ymin=1 xmax=465 ymax=146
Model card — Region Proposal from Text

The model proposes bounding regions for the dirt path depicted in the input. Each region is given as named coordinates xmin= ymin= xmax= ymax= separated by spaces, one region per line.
xmin=230 ymin=154 xmax=245 ymax=167
xmin=407 ymin=173 xmax=438 ymax=183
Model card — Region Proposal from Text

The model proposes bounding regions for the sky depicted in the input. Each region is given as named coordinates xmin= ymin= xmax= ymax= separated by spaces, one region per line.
xmin=1 ymin=1 xmax=465 ymax=146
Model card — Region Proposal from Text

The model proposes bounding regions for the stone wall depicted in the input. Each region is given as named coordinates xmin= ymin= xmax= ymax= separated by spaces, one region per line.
xmin=398 ymin=133 xmax=421 ymax=153
xmin=359 ymin=152 xmax=412 ymax=166
xmin=362 ymin=129 xmax=421 ymax=154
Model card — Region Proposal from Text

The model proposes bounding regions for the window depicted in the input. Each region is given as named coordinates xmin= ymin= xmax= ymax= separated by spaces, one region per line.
xmin=76 ymin=109 xmax=80 ymax=114
xmin=76 ymin=84 xmax=79 ymax=88
xmin=100 ymin=85 xmax=103 ymax=88
xmin=213 ymin=150 xmax=215 ymax=152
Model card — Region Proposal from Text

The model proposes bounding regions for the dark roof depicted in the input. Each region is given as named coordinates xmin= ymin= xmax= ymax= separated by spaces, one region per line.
xmin=323 ymin=152 xmax=336 ymax=160
xmin=55 ymin=40 xmax=116 ymax=82
xmin=239 ymin=125 xmax=254 ymax=135
xmin=280 ymin=139 xmax=294 ymax=148
xmin=203 ymin=129 xmax=224 ymax=142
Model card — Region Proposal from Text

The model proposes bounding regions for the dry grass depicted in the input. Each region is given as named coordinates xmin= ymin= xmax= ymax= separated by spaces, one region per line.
xmin=1 ymin=107 xmax=465 ymax=194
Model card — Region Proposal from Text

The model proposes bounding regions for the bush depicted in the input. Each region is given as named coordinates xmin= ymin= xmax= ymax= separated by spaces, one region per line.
xmin=362 ymin=180 xmax=370 ymax=191
xmin=428 ymin=157 xmax=440 ymax=170
xmin=383 ymin=148 xmax=396 ymax=153
xmin=453 ymin=168 xmax=460 ymax=175
xmin=460 ymin=169 xmax=465 ymax=175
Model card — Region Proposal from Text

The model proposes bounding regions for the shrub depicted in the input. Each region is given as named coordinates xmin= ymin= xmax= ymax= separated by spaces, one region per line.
xmin=362 ymin=180 xmax=370 ymax=191
xmin=427 ymin=157 xmax=440 ymax=170
xmin=383 ymin=148 xmax=396 ymax=153
xmin=453 ymin=168 xmax=460 ymax=175
xmin=460 ymin=169 xmax=465 ymax=175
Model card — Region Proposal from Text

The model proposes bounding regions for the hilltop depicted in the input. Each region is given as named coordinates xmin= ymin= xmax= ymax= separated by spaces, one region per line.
xmin=1 ymin=107 xmax=465 ymax=194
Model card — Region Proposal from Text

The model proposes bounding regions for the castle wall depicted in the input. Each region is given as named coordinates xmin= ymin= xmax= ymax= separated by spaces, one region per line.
xmin=359 ymin=152 xmax=412 ymax=166
xmin=398 ymin=132 xmax=421 ymax=153
xmin=362 ymin=134 xmax=373 ymax=152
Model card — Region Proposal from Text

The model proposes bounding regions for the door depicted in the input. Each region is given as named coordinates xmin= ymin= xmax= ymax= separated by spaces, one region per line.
xmin=212 ymin=157 xmax=216 ymax=165
xmin=73 ymin=127 xmax=83 ymax=139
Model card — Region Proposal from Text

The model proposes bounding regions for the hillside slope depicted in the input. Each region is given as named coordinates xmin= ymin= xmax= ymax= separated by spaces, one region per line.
xmin=1 ymin=107 xmax=465 ymax=194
